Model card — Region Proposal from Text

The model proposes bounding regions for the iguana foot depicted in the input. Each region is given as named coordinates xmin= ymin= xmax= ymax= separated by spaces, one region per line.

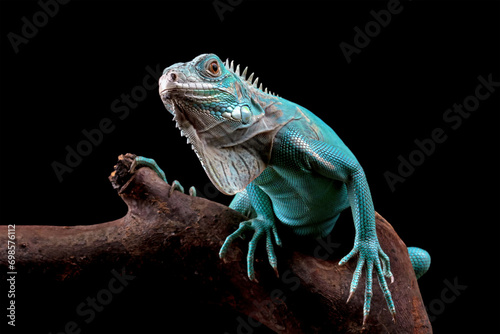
xmin=339 ymin=241 xmax=395 ymax=325
xmin=131 ymin=156 xmax=196 ymax=196
xmin=169 ymin=180 xmax=184 ymax=196
xmin=130 ymin=156 xmax=167 ymax=182
xmin=168 ymin=180 xmax=197 ymax=197
xmin=219 ymin=218 xmax=282 ymax=281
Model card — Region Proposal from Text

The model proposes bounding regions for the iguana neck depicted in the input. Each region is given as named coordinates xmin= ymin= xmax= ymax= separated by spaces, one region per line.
xmin=158 ymin=54 xmax=299 ymax=195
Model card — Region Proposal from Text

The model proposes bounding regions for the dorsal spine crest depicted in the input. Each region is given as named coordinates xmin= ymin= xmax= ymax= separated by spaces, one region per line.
xmin=224 ymin=58 xmax=279 ymax=97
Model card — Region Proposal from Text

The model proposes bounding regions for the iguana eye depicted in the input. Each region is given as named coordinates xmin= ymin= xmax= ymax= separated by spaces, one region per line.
xmin=207 ymin=60 xmax=221 ymax=76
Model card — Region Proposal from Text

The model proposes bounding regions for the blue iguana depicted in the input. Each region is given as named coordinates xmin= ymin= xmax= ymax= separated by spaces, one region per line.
xmin=133 ymin=53 xmax=431 ymax=324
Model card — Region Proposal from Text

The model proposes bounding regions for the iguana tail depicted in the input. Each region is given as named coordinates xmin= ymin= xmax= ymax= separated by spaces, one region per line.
xmin=407 ymin=247 xmax=431 ymax=279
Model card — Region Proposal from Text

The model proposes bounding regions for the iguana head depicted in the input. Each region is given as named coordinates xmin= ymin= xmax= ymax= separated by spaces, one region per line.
xmin=158 ymin=53 xmax=288 ymax=195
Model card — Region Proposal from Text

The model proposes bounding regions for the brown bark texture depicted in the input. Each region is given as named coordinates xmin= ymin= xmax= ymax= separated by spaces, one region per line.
xmin=0 ymin=153 xmax=432 ymax=333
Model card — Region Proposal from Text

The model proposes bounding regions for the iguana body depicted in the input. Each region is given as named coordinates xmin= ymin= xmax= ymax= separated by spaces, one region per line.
xmin=136 ymin=53 xmax=430 ymax=324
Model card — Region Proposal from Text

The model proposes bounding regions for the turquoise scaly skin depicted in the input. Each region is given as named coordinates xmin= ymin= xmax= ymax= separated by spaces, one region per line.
xmin=134 ymin=53 xmax=431 ymax=325
xmin=408 ymin=247 xmax=431 ymax=279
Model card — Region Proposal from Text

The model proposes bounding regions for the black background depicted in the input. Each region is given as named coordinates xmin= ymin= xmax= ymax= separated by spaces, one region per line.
xmin=1 ymin=0 xmax=499 ymax=333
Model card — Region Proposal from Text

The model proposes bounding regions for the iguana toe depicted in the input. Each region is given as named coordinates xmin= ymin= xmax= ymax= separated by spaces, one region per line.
xmin=131 ymin=156 xmax=167 ymax=183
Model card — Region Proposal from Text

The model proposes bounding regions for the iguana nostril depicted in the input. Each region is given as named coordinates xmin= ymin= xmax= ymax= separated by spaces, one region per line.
xmin=169 ymin=72 xmax=177 ymax=82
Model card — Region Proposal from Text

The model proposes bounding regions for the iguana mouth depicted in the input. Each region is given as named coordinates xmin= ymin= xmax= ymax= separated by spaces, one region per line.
xmin=159 ymin=74 xmax=251 ymax=123
xmin=160 ymin=81 xmax=218 ymax=99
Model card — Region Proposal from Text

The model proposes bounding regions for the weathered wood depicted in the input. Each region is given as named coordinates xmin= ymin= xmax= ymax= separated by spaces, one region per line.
xmin=0 ymin=153 xmax=431 ymax=333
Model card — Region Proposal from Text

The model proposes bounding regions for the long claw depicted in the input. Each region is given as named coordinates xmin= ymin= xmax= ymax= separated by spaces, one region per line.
xmin=346 ymin=256 xmax=364 ymax=303
xmin=362 ymin=262 xmax=374 ymax=324
xmin=129 ymin=159 xmax=138 ymax=174
xmin=379 ymin=247 xmax=393 ymax=280
xmin=219 ymin=222 xmax=250 ymax=260
xmin=272 ymin=226 xmax=282 ymax=247
xmin=339 ymin=248 xmax=357 ymax=266
xmin=132 ymin=156 xmax=167 ymax=182
xmin=265 ymin=232 xmax=279 ymax=277
xmin=169 ymin=180 xmax=184 ymax=197
xmin=246 ymin=230 xmax=263 ymax=282
xmin=375 ymin=259 xmax=396 ymax=318
xmin=346 ymin=290 xmax=355 ymax=304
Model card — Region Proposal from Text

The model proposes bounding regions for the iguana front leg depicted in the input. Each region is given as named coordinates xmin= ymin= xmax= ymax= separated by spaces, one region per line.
xmin=229 ymin=189 xmax=255 ymax=219
xmin=303 ymin=138 xmax=395 ymax=325
xmin=220 ymin=183 xmax=282 ymax=280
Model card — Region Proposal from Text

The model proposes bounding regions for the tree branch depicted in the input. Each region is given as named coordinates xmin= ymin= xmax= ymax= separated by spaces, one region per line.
xmin=0 ymin=154 xmax=431 ymax=333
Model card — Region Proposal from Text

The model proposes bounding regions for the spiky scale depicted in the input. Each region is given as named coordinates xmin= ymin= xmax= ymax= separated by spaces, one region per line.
xmin=241 ymin=67 xmax=248 ymax=79
xmin=253 ymin=77 xmax=259 ymax=88
xmin=247 ymin=73 xmax=254 ymax=84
